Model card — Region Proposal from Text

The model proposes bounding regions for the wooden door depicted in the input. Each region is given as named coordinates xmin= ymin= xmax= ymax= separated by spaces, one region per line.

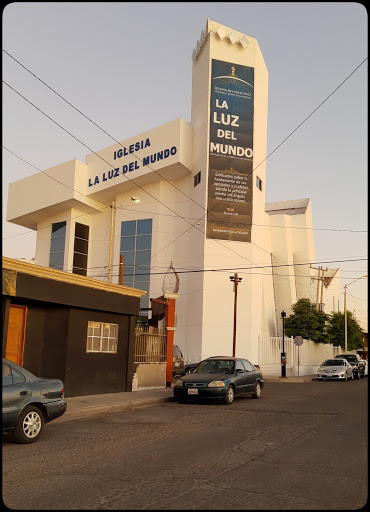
xmin=6 ymin=305 xmax=27 ymax=366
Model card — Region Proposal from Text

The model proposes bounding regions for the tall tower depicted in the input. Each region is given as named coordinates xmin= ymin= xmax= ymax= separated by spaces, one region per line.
xmin=189 ymin=20 xmax=269 ymax=362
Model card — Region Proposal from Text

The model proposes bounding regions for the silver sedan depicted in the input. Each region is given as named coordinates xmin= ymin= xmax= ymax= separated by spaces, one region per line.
xmin=317 ymin=359 xmax=353 ymax=380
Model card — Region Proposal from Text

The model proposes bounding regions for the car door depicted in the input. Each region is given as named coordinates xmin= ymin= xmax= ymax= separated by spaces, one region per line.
xmin=243 ymin=359 xmax=259 ymax=391
xmin=345 ymin=362 xmax=353 ymax=378
xmin=2 ymin=362 xmax=32 ymax=429
xmin=234 ymin=360 xmax=249 ymax=395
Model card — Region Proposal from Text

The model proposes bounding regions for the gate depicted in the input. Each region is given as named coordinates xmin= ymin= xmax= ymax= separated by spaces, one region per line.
xmin=134 ymin=326 xmax=167 ymax=363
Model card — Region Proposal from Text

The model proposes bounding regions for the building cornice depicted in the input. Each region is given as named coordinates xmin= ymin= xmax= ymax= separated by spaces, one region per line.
xmin=2 ymin=257 xmax=146 ymax=299
xmin=192 ymin=19 xmax=250 ymax=62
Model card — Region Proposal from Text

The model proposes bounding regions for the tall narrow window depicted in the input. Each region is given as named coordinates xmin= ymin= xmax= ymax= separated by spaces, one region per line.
xmin=194 ymin=171 xmax=201 ymax=187
xmin=73 ymin=223 xmax=89 ymax=276
xmin=120 ymin=219 xmax=152 ymax=308
xmin=256 ymin=176 xmax=262 ymax=191
xmin=49 ymin=221 xmax=66 ymax=270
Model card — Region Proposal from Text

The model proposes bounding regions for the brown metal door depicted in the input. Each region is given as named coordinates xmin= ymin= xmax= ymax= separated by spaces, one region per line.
xmin=6 ymin=305 xmax=27 ymax=366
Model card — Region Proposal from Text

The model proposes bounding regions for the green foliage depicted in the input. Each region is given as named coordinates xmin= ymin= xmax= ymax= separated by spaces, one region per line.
xmin=284 ymin=298 xmax=364 ymax=349
xmin=326 ymin=311 xmax=364 ymax=350
xmin=284 ymin=298 xmax=327 ymax=343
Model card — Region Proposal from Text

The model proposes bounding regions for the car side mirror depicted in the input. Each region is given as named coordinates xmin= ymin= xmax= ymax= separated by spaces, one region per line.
xmin=236 ymin=368 xmax=244 ymax=373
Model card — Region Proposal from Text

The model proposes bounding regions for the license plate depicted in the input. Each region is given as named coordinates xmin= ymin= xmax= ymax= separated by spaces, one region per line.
xmin=188 ymin=388 xmax=198 ymax=395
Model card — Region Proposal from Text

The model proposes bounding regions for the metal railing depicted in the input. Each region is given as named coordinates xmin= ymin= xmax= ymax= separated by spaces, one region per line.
xmin=134 ymin=327 xmax=167 ymax=363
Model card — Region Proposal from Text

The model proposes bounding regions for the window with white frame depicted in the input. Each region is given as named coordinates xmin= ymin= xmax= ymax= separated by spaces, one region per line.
xmin=86 ymin=321 xmax=118 ymax=353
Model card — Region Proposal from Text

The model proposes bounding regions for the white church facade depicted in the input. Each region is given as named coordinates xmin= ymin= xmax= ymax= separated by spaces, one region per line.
xmin=6 ymin=19 xmax=340 ymax=364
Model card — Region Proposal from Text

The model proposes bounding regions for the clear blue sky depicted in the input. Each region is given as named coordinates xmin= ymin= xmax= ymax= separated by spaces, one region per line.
xmin=2 ymin=2 xmax=367 ymax=328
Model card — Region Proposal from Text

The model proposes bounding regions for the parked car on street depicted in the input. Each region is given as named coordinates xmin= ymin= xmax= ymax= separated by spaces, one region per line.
xmin=2 ymin=358 xmax=67 ymax=443
xmin=174 ymin=356 xmax=264 ymax=405
xmin=184 ymin=361 xmax=202 ymax=374
xmin=335 ymin=354 xmax=365 ymax=379
xmin=173 ymin=345 xmax=185 ymax=377
xmin=317 ymin=358 xmax=354 ymax=380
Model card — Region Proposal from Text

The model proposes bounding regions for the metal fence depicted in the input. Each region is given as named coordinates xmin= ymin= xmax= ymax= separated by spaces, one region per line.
xmin=134 ymin=327 xmax=167 ymax=363
xmin=258 ymin=335 xmax=358 ymax=371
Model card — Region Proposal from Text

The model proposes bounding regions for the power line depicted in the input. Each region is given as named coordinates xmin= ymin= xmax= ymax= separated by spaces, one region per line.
xmin=3 ymin=53 xmax=367 ymax=290
xmin=3 ymin=156 xmax=366 ymax=235
xmin=85 ymin=257 xmax=367 ymax=274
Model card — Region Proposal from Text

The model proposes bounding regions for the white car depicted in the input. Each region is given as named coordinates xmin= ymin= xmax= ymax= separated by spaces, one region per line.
xmin=317 ymin=358 xmax=354 ymax=380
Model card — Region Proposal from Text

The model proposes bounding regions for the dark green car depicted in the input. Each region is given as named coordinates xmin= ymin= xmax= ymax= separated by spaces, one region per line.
xmin=2 ymin=358 xmax=67 ymax=443
xmin=174 ymin=356 xmax=264 ymax=405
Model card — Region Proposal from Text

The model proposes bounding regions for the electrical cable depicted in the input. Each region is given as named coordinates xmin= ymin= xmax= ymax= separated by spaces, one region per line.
xmin=3 ymin=54 xmax=367 ymax=290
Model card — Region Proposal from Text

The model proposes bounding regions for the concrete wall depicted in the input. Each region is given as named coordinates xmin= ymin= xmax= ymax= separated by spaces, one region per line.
xmin=131 ymin=363 xmax=166 ymax=390
xmin=259 ymin=335 xmax=358 ymax=376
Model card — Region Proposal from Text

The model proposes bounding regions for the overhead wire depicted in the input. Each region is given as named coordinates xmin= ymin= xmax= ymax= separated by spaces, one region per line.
xmin=3 ymin=52 xmax=367 ymax=290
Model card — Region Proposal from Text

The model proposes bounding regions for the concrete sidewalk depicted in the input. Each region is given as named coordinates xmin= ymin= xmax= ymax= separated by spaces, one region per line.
xmin=54 ymin=374 xmax=316 ymax=423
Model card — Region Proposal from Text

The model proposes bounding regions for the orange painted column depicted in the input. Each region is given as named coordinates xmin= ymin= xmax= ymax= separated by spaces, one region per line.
xmin=164 ymin=294 xmax=178 ymax=386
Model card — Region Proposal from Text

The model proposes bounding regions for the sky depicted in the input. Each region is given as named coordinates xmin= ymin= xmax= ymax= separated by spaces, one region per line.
xmin=2 ymin=2 xmax=368 ymax=329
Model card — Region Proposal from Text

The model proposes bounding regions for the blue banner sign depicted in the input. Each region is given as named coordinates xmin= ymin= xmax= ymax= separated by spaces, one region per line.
xmin=207 ymin=59 xmax=254 ymax=242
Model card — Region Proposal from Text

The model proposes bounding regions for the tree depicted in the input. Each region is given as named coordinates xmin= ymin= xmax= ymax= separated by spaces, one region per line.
xmin=284 ymin=298 xmax=327 ymax=343
xmin=326 ymin=311 xmax=364 ymax=350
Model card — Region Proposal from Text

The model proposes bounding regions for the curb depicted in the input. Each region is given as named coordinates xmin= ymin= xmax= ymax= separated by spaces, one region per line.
xmin=55 ymin=396 xmax=175 ymax=423
xmin=263 ymin=377 xmax=316 ymax=383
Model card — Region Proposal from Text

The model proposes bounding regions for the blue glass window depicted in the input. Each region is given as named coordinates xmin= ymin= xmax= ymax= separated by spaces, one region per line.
xmin=121 ymin=252 xmax=135 ymax=267
xmin=121 ymin=221 xmax=136 ymax=237
xmin=137 ymin=219 xmax=152 ymax=235
xmin=136 ymin=235 xmax=151 ymax=251
xmin=120 ymin=219 xmax=152 ymax=308
xmin=121 ymin=236 xmax=136 ymax=252
xmin=49 ymin=221 xmax=66 ymax=270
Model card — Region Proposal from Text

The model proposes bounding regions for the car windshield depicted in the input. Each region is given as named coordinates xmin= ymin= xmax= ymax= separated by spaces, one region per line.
xmin=322 ymin=360 xmax=344 ymax=366
xmin=194 ymin=359 xmax=235 ymax=374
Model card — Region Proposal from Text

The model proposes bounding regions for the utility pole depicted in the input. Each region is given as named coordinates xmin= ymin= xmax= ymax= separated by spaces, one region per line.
xmin=108 ymin=201 xmax=115 ymax=283
xmin=230 ymin=273 xmax=242 ymax=357
xmin=119 ymin=254 xmax=124 ymax=285
xmin=319 ymin=267 xmax=328 ymax=312
xmin=316 ymin=266 xmax=321 ymax=310
xmin=310 ymin=265 xmax=328 ymax=311
xmin=281 ymin=310 xmax=287 ymax=378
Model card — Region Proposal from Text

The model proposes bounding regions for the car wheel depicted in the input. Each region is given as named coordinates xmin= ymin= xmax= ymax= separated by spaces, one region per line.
xmin=252 ymin=381 xmax=262 ymax=399
xmin=14 ymin=405 xmax=44 ymax=444
xmin=224 ymin=385 xmax=235 ymax=405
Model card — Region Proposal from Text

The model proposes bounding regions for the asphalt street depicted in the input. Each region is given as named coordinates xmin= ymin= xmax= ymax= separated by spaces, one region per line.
xmin=2 ymin=378 xmax=368 ymax=510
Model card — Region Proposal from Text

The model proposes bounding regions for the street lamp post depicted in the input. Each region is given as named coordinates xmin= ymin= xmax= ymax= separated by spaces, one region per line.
xmin=230 ymin=273 xmax=242 ymax=357
xmin=281 ymin=310 xmax=287 ymax=378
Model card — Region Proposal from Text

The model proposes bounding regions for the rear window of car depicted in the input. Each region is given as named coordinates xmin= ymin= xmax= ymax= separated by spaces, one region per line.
xmin=322 ymin=360 xmax=344 ymax=366
xmin=173 ymin=346 xmax=182 ymax=358
xmin=2 ymin=364 xmax=12 ymax=386
xmin=11 ymin=367 xmax=26 ymax=384
xmin=337 ymin=355 xmax=357 ymax=362
xmin=2 ymin=364 xmax=26 ymax=385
